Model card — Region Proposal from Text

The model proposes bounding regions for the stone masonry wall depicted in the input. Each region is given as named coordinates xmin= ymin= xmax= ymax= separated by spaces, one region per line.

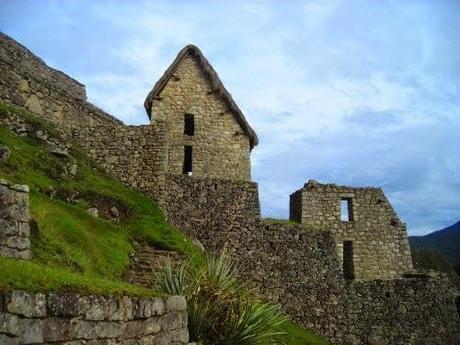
xmin=290 ymin=180 xmax=413 ymax=279
xmin=0 ymin=33 xmax=169 ymax=204
xmin=231 ymin=222 xmax=460 ymax=344
xmin=150 ymin=54 xmax=252 ymax=181
xmin=0 ymin=33 xmax=86 ymax=101
xmin=0 ymin=290 xmax=189 ymax=344
xmin=0 ymin=180 xmax=30 ymax=260
xmin=162 ymin=174 xmax=260 ymax=252
xmin=161 ymin=178 xmax=460 ymax=344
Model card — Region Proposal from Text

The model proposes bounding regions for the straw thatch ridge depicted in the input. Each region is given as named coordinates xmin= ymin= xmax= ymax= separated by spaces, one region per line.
xmin=144 ymin=45 xmax=258 ymax=149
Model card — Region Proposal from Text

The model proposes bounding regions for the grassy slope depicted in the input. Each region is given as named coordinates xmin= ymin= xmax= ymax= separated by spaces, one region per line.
xmin=0 ymin=102 xmax=199 ymax=291
xmin=0 ymin=103 xmax=328 ymax=344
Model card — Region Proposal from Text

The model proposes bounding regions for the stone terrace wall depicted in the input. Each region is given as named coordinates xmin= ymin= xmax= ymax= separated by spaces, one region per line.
xmin=162 ymin=174 xmax=260 ymax=252
xmin=0 ymin=180 xmax=30 ymax=260
xmin=0 ymin=33 xmax=169 ymax=203
xmin=290 ymin=180 xmax=413 ymax=279
xmin=0 ymin=290 xmax=189 ymax=344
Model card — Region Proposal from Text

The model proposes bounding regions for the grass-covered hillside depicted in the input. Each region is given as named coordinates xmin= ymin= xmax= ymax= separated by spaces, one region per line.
xmin=0 ymin=102 xmax=328 ymax=344
xmin=0 ymin=102 xmax=199 ymax=295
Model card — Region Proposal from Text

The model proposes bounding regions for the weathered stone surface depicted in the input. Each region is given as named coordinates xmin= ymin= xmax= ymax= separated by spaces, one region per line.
xmin=0 ymin=334 xmax=19 ymax=345
xmin=19 ymin=318 xmax=43 ymax=344
xmin=0 ymin=290 xmax=188 ymax=344
xmin=0 ymin=180 xmax=31 ymax=260
xmin=0 ymin=313 xmax=19 ymax=335
xmin=0 ymin=145 xmax=10 ymax=161
xmin=42 ymin=318 xmax=72 ymax=342
xmin=165 ymin=296 xmax=187 ymax=312
xmin=47 ymin=293 xmax=80 ymax=317
xmin=86 ymin=207 xmax=99 ymax=218
xmin=7 ymin=291 xmax=46 ymax=317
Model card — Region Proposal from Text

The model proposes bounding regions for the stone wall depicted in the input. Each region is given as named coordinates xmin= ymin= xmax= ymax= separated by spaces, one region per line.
xmin=230 ymin=221 xmax=460 ymax=344
xmin=343 ymin=275 xmax=460 ymax=344
xmin=0 ymin=180 xmax=30 ymax=260
xmin=150 ymin=54 xmax=252 ymax=181
xmin=162 ymin=174 xmax=260 ymax=252
xmin=290 ymin=180 xmax=413 ymax=279
xmin=0 ymin=33 xmax=86 ymax=101
xmin=0 ymin=290 xmax=189 ymax=344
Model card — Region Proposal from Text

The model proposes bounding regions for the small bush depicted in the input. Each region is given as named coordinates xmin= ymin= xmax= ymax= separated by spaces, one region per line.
xmin=156 ymin=254 xmax=287 ymax=345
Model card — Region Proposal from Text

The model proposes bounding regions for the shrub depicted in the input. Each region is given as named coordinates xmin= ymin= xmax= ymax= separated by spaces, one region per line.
xmin=156 ymin=254 xmax=287 ymax=345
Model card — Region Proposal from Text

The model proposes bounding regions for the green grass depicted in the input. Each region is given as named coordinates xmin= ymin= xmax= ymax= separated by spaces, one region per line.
xmin=0 ymin=102 xmax=199 ymax=289
xmin=283 ymin=320 xmax=329 ymax=345
xmin=0 ymin=257 xmax=157 ymax=296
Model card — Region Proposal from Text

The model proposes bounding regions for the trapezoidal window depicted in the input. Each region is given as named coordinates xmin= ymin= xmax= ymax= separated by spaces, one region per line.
xmin=184 ymin=113 xmax=195 ymax=136
xmin=183 ymin=145 xmax=193 ymax=175
xmin=343 ymin=240 xmax=355 ymax=280
xmin=341 ymin=198 xmax=353 ymax=222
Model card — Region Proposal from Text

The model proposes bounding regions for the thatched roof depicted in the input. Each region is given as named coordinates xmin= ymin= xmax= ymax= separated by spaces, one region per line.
xmin=144 ymin=45 xmax=258 ymax=149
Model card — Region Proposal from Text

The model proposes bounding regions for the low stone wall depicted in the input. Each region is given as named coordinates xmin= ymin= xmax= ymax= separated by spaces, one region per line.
xmin=0 ymin=290 xmax=189 ymax=344
xmin=0 ymin=180 xmax=30 ymax=260
xmin=163 ymin=174 xmax=260 ymax=252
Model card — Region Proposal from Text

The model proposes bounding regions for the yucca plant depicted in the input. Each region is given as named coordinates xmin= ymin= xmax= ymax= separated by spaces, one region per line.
xmin=156 ymin=253 xmax=288 ymax=345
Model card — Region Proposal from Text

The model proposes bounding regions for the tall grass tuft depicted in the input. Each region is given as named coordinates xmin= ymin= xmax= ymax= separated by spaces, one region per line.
xmin=156 ymin=253 xmax=287 ymax=345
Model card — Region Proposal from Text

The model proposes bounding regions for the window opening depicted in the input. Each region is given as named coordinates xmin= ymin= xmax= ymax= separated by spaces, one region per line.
xmin=184 ymin=114 xmax=195 ymax=136
xmin=183 ymin=145 xmax=193 ymax=175
xmin=343 ymin=240 xmax=355 ymax=279
xmin=341 ymin=198 xmax=353 ymax=221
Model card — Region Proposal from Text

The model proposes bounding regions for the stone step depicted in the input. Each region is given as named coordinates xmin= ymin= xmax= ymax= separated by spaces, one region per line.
xmin=123 ymin=242 xmax=184 ymax=288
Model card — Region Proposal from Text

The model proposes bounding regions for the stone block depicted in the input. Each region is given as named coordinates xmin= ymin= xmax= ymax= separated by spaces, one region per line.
xmin=165 ymin=296 xmax=186 ymax=312
xmin=19 ymin=318 xmax=43 ymax=344
xmin=0 ymin=334 xmax=19 ymax=345
xmin=47 ymin=293 xmax=80 ymax=317
xmin=0 ymin=313 xmax=19 ymax=335
xmin=95 ymin=321 xmax=124 ymax=338
xmin=72 ymin=319 xmax=97 ymax=340
xmin=6 ymin=291 xmax=46 ymax=317
xmin=43 ymin=317 xmax=73 ymax=342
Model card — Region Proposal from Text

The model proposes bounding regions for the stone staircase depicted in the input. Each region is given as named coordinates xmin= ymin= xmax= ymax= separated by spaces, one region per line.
xmin=123 ymin=242 xmax=184 ymax=288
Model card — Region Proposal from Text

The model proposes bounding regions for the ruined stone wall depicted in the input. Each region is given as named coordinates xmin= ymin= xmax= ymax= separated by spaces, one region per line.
xmin=0 ymin=180 xmax=30 ymax=260
xmin=150 ymin=55 xmax=252 ymax=181
xmin=162 ymin=174 xmax=260 ymax=252
xmin=231 ymin=221 xmax=459 ymax=344
xmin=0 ymin=33 xmax=169 ymax=203
xmin=290 ymin=180 xmax=413 ymax=279
xmin=0 ymin=290 xmax=189 ymax=344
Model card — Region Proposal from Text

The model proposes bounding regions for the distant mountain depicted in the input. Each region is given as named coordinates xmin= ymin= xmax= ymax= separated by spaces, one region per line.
xmin=409 ymin=221 xmax=460 ymax=264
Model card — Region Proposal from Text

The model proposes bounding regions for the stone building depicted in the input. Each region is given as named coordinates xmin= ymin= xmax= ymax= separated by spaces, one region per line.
xmin=290 ymin=180 xmax=413 ymax=279
xmin=144 ymin=45 xmax=258 ymax=181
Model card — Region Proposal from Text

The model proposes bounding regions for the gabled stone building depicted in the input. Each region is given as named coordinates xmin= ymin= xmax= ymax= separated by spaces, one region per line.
xmin=144 ymin=45 xmax=257 ymax=181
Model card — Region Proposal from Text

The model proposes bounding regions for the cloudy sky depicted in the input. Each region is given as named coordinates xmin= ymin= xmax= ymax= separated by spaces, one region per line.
xmin=1 ymin=0 xmax=459 ymax=235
